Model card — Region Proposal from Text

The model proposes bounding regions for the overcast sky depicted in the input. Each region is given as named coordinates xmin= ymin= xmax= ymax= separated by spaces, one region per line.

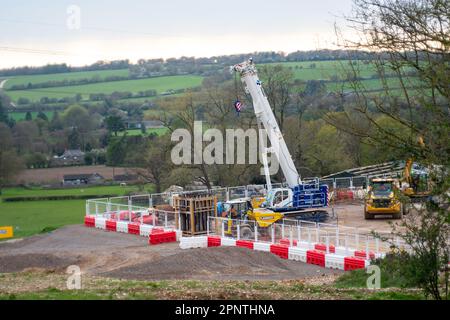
xmin=0 ymin=0 xmax=354 ymax=68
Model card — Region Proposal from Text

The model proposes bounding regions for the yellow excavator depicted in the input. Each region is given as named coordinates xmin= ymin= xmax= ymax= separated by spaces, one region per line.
xmin=402 ymin=158 xmax=431 ymax=201
xmin=220 ymin=198 xmax=284 ymax=239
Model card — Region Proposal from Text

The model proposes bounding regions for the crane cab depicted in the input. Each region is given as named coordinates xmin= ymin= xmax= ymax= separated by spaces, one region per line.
xmin=262 ymin=188 xmax=293 ymax=208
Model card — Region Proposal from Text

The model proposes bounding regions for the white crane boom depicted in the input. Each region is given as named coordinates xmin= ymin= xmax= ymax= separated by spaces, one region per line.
xmin=233 ymin=59 xmax=301 ymax=188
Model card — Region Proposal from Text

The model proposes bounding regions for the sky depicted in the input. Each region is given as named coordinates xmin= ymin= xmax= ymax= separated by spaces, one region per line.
xmin=0 ymin=0 xmax=355 ymax=68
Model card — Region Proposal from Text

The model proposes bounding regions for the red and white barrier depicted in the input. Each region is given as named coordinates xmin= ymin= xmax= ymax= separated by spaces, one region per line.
xmin=178 ymin=236 xmax=373 ymax=271
xmin=116 ymin=221 xmax=129 ymax=233
xmin=221 ymin=238 xmax=237 ymax=247
xmin=95 ymin=217 xmax=107 ymax=230
xmin=325 ymin=254 xmax=345 ymax=270
xmin=87 ymin=216 xmax=179 ymax=246
xmin=179 ymin=236 xmax=208 ymax=249
xmin=288 ymin=247 xmax=307 ymax=262
xmin=254 ymin=242 xmax=271 ymax=252
xmin=139 ymin=224 xmax=153 ymax=237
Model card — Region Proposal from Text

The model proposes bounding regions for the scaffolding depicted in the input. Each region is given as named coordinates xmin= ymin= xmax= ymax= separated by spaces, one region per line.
xmin=173 ymin=195 xmax=217 ymax=236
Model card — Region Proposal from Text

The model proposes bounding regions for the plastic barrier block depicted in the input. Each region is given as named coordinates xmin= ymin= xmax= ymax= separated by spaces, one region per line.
xmin=208 ymin=236 xmax=222 ymax=247
xmin=236 ymin=240 xmax=254 ymax=250
xmin=335 ymin=246 xmax=352 ymax=256
xmin=132 ymin=215 xmax=158 ymax=225
xmin=354 ymin=250 xmax=376 ymax=260
xmin=149 ymin=231 xmax=177 ymax=245
xmin=116 ymin=221 xmax=129 ymax=233
xmin=298 ymin=241 xmax=314 ymax=250
xmin=306 ymin=250 xmax=326 ymax=267
xmin=279 ymin=238 xmax=298 ymax=246
xmin=288 ymin=247 xmax=307 ymax=262
xmin=270 ymin=244 xmax=289 ymax=259
xmin=325 ymin=254 xmax=345 ymax=270
xmin=221 ymin=238 xmax=236 ymax=247
xmin=128 ymin=223 xmax=140 ymax=235
xmin=84 ymin=216 xmax=95 ymax=227
xmin=152 ymin=228 xmax=165 ymax=234
xmin=253 ymin=242 xmax=271 ymax=252
xmin=344 ymin=257 xmax=366 ymax=271
xmin=179 ymin=236 xmax=208 ymax=249
xmin=175 ymin=230 xmax=182 ymax=242
xmin=314 ymin=243 xmax=336 ymax=253
xmin=139 ymin=224 xmax=153 ymax=237
xmin=106 ymin=220 xmax=117 ymax=232
xmin=118 ymin=211 xmax=137 ymax=221
xmin=95 ymin=217 xmax=107 ymax=230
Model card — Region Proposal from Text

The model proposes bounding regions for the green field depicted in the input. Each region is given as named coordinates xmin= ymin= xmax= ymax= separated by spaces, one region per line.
xmin=5 ymin=75 xmax=203 ymax=102
xmin=118 ymin=128 xmax=169 ymax=137
xmin=0 ymin=184 xmax=154 ymax=238
xmin=2 ymin=185 xmax=153 ymax=198
xmin=3 ymin=69 xmax=130 ymax=90
xmin=263 ymin=60 xmax=379 ymax=81
xmin=0 ymin=199 xmax=86 ymax=238
xmin=8 ymin=111 xmax=54 ymax=121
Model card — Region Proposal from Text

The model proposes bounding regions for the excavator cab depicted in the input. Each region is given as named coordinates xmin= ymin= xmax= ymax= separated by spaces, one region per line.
xmin=402 ymin=160 xmax=431 ymax=200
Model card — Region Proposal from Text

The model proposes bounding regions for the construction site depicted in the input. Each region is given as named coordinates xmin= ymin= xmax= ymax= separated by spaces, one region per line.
xmin=2 ymin=59 xmax=443 ymax=299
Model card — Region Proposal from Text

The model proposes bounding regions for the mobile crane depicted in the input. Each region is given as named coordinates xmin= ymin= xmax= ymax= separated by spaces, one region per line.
xmin=221 ymin=59 xmax=329 ymax=238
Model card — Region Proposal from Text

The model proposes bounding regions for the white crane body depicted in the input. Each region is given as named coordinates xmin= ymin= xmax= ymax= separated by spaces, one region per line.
xmin=233 ymin=59 xmax=328 ymax=211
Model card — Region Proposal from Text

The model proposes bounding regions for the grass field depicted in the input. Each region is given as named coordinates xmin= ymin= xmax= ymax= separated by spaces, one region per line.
xmin=8 ymin=111 xmax=54 ymax=121
xmin=263 ymin=60 xmax=379 ymax=81
xmin=0 ymin=184 xmax=154 ymax=238
xmin=2 ymin=184 xmax=153 ymax=198
xmin=117 ymin=128 xmax=169 ymax=137
xmin=5 ymin=75 xmax=203 ymax=102
xmin=3 ymin=69 xmax=130 ymax=90
xmin=0 ymin=199 xmax=86 ymax=238
xmin=0 ymin=273 xmax=424 ymax=300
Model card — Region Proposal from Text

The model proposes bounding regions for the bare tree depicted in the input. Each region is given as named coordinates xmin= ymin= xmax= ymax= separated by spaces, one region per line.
xmin=0 ymin=123 xmax=23 ymax=194
xmin=330 ymin=0 xmax=449 ymax=165
xmin=332 ymin=0 xmax=449 ymax=299
xmin=259 ymin=65 xmax=295 ymax=132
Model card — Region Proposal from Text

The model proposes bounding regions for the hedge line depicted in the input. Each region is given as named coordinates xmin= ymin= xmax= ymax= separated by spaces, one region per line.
xmin=2 ymin=194 xmax=118 ymax=202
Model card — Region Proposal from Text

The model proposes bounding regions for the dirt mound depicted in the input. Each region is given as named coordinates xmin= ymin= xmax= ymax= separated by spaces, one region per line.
xmin=0 ymin=253 xmax=81 ymax=273
xmin=0 ymin=225 xmax=149 ymax=254
xmin=1 ymin=225 xmax=342 ymax=281
xmin=103 ymin=247 xmax=340 ymax=281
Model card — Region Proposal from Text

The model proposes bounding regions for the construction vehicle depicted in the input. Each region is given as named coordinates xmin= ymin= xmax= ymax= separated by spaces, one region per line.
xmin=228 ymin=59 xmax=329 ymax=232
xmin=219 ymin=197 xmax=285 ymax=239
xmin=401 ymin=159 xmax=431 ymax=201
xmin=364 ymin=178 xmax=404 ymax=219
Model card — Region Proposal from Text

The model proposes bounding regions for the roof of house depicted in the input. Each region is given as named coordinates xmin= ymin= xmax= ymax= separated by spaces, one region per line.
xmin=61 ymin=149 xmax=85 ymax=157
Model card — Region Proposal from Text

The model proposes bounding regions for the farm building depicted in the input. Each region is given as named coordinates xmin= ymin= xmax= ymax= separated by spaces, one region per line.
xmin=51 ymin=149 xmax=86 ymax=167
xmin=126 ymin=120 xmax=165 ymax=130
xmin=62 ymin=173 xmax=104 ymax=186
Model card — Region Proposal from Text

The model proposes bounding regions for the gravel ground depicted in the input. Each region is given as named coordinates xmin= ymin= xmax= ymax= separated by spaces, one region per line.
xmin=0 ymin=225 xmax=341 ymax=281
xmin=0 ymin=254 xmax=81 ymax=273
xmin=103 ymin=247 xmax=340 ymax=281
